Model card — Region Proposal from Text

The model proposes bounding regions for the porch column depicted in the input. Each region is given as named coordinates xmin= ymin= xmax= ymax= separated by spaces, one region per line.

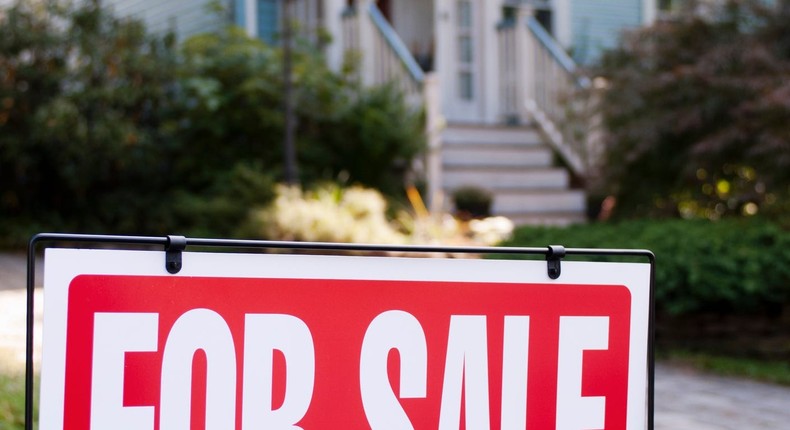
xmin=423 ymin=72 xmax=445 ymax=213
xmin=357 ymin=0 xmax=377 ymax=87
xmin=481 ymin=0 xmax=501 ymax=124
xmin=324 ymin=0 xmax=347 ymax=72
xmin=516 ymin=4 xmax=534 ymax=123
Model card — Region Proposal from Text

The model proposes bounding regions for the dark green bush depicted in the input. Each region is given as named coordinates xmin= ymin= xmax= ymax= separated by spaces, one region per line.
xmin=178 ymin=28 xmax=424 ymax=198
xmin=452 ymin=186 xmax=493 ymax=219
xmin=500 ymin=218 xmax=790 ymax=316
xmin=0 ymin=1 xmax=425 ymax=247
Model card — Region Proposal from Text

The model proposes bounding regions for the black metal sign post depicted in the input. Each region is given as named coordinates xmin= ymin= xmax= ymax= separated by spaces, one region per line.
xmin=26 ymin=233 xmax=655 ymax=429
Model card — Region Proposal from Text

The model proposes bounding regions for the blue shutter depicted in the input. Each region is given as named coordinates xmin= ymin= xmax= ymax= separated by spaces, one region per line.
xmin=257 ymin=0 xmax=280 ymax=43
xmin=234 ymin=0 xmax=246 ymax=28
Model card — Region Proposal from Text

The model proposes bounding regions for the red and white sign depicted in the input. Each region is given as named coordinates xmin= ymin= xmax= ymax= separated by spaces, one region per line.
xmin=41 ymin=248 xmax=650 ymax=429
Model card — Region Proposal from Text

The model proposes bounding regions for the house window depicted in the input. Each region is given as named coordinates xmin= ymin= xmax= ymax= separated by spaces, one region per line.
xmin=456 ymin=0 xmax=474 ymax=101
xmin=459 ymin=71 xmax=473 ymax=100
xmin=458 ymin=0 xmax=472 ymax=27
xmin=458 ymin=35 xmax=473 ymax=63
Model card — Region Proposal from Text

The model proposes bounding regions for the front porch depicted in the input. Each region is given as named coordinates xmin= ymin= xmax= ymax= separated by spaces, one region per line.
xmin=337 ymin=0 xmax=598 ymax=224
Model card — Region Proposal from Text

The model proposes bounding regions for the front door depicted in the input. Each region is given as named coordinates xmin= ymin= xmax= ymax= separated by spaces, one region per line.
xmin=444 ymin=0 xmax=483 ymax=122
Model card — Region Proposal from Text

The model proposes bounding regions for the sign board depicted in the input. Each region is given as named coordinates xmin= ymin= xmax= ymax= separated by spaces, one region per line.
xmin=40 ymin=248 xmax=651 ymax=429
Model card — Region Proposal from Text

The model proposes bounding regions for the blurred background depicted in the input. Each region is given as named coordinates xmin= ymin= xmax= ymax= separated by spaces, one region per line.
xmin=1 ymin=0 xmax=789 ymax=427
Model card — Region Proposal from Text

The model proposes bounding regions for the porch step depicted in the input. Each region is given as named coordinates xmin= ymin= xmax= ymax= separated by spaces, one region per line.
xmin=441 ymin=125 xmax=544 ymax=146
xmin=491 ymin=190 xmax=586 ymax=214
xmin=443 ymin=146 xmax=553 ymax=168
xmin=505 ymin=212 xmax=587 ymax=227
xmin=443 ymin=168 xmax=569 ymax=190
xmin=440 ymin=124 xmax=587 ymax=226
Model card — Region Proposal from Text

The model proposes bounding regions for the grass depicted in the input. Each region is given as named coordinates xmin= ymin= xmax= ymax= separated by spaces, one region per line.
xmin=0 ymin=366 xmax=26 ymax=430
xmin=0 ymin=349 xmax=36 ymax=430
xmin=662 ymin=350 xmax=790 ymax=386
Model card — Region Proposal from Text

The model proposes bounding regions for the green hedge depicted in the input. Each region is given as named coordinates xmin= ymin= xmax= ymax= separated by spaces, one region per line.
xmin=500 ymin=218 xmax=790 ymax=316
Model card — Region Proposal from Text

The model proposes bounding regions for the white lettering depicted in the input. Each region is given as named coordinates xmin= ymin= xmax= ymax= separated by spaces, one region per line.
xmin=160 ymin=309 xmax=237 ymax=430
xmin=91 ymin=312 xmax=158 ymax=430
xmin=242 ymin=314 xmax=315 ymax=430
xmin=360 ymin=310 xmax=427 ymax=429
xmin=438 ymin=315 xmax=490 ymax=430
xmin=501 ymin=316 xmax=530 ymax=430
xmin=556 ymin=316 xmax=609 ymax=430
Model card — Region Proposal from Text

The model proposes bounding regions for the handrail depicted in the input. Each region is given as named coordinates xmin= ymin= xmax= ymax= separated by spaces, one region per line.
xmin=496 ymin=13 xmax=600 ymax=178
xmin=526 ymin=16 xmax=590 ymax=89
xmin=366 ymin=2 xmax=424 ymax=84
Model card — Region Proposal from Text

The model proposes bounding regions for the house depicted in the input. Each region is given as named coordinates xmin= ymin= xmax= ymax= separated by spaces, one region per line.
xmin=104 ymin=0 xmax=661 ymax=225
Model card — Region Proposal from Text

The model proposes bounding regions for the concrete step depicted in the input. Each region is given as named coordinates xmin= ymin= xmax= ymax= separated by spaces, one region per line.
xmin=504 ymin=212 xmax=587 ymax=227
xmin=443 ymin=168 xmax=569 ymax=191
xmin=440 ymin=124 xmax=586 ymax=226
xmin=442 ymin=145 xmax=553 ymax=168
xmin=491 ymin=190 xmax=586 ymax=214
xmin=442 ymin=125 xmax=543 ymax=146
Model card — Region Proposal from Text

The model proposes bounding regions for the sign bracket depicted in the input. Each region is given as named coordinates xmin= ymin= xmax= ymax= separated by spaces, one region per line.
xmin=165 ymin=235 xmax=187 ymax=274
xmin=546 ymin=244 xmax=566 ymax=279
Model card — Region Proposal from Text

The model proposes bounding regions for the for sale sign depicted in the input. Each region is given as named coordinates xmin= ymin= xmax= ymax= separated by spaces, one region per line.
xmin=40 ymin=248 xmax=651 ymax=429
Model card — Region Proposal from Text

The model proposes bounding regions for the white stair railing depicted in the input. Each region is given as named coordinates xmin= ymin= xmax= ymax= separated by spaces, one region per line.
xmin=498 ymin=13 xmax=602 ymax=179
xmin=341 ymin=1 xmax=424 ymax=107
xmin=341 ymin=1 xmax=444 ymax=211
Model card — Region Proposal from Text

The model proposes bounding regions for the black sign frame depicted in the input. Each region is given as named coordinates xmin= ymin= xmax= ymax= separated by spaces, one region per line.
xmin=26 ymin=232 xmax=656 ymax=429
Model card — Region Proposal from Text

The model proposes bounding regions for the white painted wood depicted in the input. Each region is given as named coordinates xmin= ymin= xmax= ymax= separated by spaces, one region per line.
xmin=440 ymin=0 xmax=485 ymax=123
xmin=442 ymin=126 xmax=542 ymax=145
xmin=553 ymin=0 xmax=572 ymax=48
xmin=324 ymin=0 xmax=347 ymax=72
xmin=245 ymin=0 xmax=256 ymax=37
xmin=443 ymin=168 xmax=569 ymax=190
xmin=441 ymin=124 xmax=587 ymax=225
xmin=443 ymin=146 xmax=553 ymax=168
xmin=492 ymin=190 xmax=586 ymax=213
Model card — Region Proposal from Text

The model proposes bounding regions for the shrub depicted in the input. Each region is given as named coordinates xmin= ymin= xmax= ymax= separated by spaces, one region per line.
xmin=500 ymin=218 xmax=790 ymax=316
xmin=0 ymin=1 xmax=426 ymax=246
xmin=452 ymin=186 xmax=493 ymax=219
xmin=249 ymin=184 xmax=408 ymax=244
xmin=0 ymin=1 xmax=180 ymax=239
xmin=595 ymin=0 xmax=790 ymax=219
xmin=177 ymin=28 xmax=425 ymax=198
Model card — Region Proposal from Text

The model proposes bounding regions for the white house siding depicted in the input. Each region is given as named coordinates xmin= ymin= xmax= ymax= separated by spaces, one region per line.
xmin=103 ymin=0 xmax=226 ymax=42
xmin=568 ymin=0 xmax=643 ymax=64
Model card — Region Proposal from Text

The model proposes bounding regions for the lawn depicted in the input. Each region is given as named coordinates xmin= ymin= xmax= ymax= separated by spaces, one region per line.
xmin=0 ymin=356 xmax=26 ymax=430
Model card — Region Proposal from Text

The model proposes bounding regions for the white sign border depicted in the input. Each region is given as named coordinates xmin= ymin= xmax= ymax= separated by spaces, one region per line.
xmin=40 ymin=248 xmax=651 ymax=429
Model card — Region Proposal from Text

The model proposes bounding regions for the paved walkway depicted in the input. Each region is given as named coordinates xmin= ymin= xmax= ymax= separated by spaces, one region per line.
xmin=2 ymin=252 xmax=790 ymax=427
xmin=0 ymin=252 xmax=36 ymax=291
xmin=655 ymin=363 xmax=790 ymax=429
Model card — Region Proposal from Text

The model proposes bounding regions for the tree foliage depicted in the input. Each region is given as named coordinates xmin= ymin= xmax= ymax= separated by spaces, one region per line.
xmin=0 ymin=0 xmax=424 ymax=245
xmin=176 ymin=26 xmax=424 ymax=198
xmin=596 ymin=0 xmax=790 ymax=219
xmin=0 ymin=1 xmax=181 ymax=234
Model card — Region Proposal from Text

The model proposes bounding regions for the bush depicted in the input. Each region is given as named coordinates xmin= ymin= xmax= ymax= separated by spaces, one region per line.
xmin=595 ymin=0 xmax=790 ymax=219
xmin=177 ymin=27 xmax=425 ymax=198
xmin=452 ymin=186 xmax=493 ymax=219
xmin=0 ymin=1 xmax=181 ymax=241
xmin=0 ymin=1 xmax=425 ymax=247
xmin=500 ymin=218 xmax=790 ymax=316
xmin=248 ymin=183 xmax=408 ymax=244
